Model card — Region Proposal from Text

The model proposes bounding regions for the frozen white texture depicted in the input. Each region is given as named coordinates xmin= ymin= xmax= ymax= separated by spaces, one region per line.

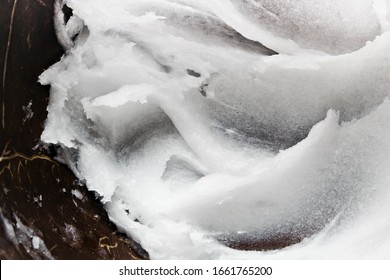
xmin=40 ymin=0 xmax=390 ymax=259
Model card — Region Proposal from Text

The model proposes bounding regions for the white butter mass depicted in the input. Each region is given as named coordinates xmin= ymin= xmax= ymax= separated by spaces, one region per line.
xmin=40 ymin=0 xmax=390 ymax=259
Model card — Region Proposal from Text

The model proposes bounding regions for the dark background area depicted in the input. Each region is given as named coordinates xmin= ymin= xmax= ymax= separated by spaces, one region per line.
xmin=0 ymin=0 xmax=147 ymax=260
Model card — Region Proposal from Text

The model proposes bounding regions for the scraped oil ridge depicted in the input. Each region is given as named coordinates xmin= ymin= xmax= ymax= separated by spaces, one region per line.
xmin=40 ymin=0 xmax=390 ymax=259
